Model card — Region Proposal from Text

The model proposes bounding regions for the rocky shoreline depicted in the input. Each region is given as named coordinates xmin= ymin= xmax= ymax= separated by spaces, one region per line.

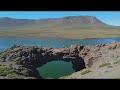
xmin=0 ymin=42 xmax=120 ymax=79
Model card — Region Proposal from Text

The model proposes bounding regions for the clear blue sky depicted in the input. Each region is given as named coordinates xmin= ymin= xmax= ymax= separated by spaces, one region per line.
xmin=0 ymin=11 xmax=120 ymax=26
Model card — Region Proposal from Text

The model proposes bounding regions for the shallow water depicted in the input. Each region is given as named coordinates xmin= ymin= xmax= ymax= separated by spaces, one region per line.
xmin=0 ymin=37 xmax=120 ymax=78
xmin=37 ymin=61 xmax=74 ymax=79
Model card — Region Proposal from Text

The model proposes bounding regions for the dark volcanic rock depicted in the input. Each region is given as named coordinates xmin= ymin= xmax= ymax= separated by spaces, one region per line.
xmin=0 ymin=45 xmax=85 ymax=79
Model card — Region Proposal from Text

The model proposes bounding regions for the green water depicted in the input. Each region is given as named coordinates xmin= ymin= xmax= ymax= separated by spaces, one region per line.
xmin=37 ymin=61 xmax=74 ymax=79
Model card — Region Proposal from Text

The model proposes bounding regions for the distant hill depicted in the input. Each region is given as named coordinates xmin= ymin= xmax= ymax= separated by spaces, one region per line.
xmin=0 ymin=17 xmax=36 ymax=27
xmin=0 ymin=16 xmax=120 ymax=39
xmin=0 ymin=16 xmax=114 ymax=27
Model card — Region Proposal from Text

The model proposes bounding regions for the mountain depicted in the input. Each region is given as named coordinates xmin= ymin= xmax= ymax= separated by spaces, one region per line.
xmin=0 ymin=16 xmax=111 ymax=27
xmin=0 ymin=16 xmax=119 ymax=39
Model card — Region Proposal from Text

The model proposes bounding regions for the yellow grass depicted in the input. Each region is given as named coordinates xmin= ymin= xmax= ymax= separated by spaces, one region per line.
xmin=0 ymin=25 xmax=120 ymax=39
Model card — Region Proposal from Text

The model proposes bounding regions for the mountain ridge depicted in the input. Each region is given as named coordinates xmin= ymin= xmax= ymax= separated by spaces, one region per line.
xmin=0 ymin=16 xmax=120 ymax=39
xmin=0 ymin=16 xmax=114 ymax=27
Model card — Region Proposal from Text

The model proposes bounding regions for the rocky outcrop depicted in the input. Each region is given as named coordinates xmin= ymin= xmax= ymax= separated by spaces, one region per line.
xmin=60 ymin=42 xmax=120 ymax=79
xmin=1 ymin=42 xmax=120 ymax=79
xmin=0 ymin=45 xmax=85 ymax=79
xmin=80 ymin=42 xmax=120 ymax=68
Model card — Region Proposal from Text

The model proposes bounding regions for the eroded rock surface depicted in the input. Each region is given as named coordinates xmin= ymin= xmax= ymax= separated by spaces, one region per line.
xmin=0 ymin=45 xmax=85 ymax=79
xmin=1 ymin=42 xmax=120 ymax=79
xmin=80 ymin=42 xmax=120 ymax=69
xmin=60 ymin=42 xmax=120 ymax=79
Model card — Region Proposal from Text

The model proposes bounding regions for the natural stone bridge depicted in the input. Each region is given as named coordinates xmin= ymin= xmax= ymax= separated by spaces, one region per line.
xmin=1 ymin=42 xmax=120 ymax=79
xmin=0 ymin=45 xmax=86 ymax=79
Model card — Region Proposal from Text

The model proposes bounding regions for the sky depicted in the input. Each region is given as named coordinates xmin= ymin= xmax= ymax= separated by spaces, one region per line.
xmin=0 ymin=11 xmax=120 ymax=26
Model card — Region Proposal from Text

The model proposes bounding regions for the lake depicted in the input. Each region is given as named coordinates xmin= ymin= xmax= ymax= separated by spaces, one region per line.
xmin=0 ymin=37 xmax=120 ymax=78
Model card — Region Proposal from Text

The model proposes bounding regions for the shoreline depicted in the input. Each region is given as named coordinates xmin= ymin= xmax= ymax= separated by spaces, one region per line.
xmin=0 ymin=35 xmax=120 ymax=40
